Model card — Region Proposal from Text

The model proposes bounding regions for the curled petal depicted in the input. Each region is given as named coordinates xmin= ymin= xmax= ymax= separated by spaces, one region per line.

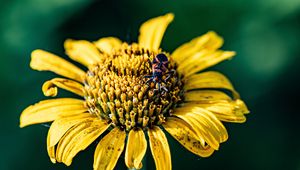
xmin=19 ymin=98 xmax=87 ymax=127
xmin=125 ymin=128 xmax=147 ymax=169
xmin=148 ymin=126 xmax=171 ymax=170
xmin=138 ymin=13 xmax=174 ymax=51
xmin=171 ymin=31 xmax=223 ymax=64
xmin=163 ymin=117 xmax=214 ymax=157
xmin=94 ymin=128 xmax=126 ymax=170
xmin=42 ymin=78 xmax=84 ymax=97
xmin=30 ymin=49 xmax=85 ymax=82
xmin=177 ymin=50 xmax=235 ymax=77
xmin=65 ymin=39 xmax=103 ymax=67
xmin=184 ymin=71 xmax=240 ymax=99
xmin=94 ymin=37 xmax=122 ymax=54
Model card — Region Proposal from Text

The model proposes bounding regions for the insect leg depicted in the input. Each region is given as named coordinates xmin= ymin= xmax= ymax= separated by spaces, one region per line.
xmin=161 ymin=85 xmax=168 ymax=92
xmin=146 ymin=78 xmax=154 ymax=84
xmin=164 ymin=69 xmax=176 ymax=82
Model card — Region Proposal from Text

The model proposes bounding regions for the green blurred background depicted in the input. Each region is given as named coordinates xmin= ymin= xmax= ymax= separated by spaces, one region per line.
xmin=1 ymin=0 xmax=300 ymax=169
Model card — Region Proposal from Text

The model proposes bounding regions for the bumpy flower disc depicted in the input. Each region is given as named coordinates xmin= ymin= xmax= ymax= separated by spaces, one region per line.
xmin=83 ymin=43 xmax=184 ymax=131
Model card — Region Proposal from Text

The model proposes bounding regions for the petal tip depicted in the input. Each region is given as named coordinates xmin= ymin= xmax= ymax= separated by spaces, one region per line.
xmin=165 ymin=13 xmax=175 ymax=21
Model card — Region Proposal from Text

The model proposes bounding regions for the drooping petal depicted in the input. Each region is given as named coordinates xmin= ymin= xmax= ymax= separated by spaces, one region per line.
xmin=20 ymin=98 xmax=87 ymax=127
xmin=138 ymin=13 xmax=174 ymax=51
xmin=163 ymin=117 xmax=215 ymax=157
xmin=64 ymin=39 xmax=103 ymax=67
xmin=177 ymin=50 xmax=235 ymax=77
xmin=171 ymin=31 xmax=223 ymax=64
xmin=125 ymin=128 xmax=147 ymax=169
xmin=94 ymin=37 xmax=122 ymax=54
xmin=48 ymin=113 xmax=95 ymax=147
xmin=42 ymin=78 xmax=84 ymax=97
xmin=173 ymin=106 xmax=228 ymax=150
xmin=55 ymin=120 xmax=93 ymax=163
xmin=94 ymin=127 xmax=126 ymax=170
xmin=30 ymin=49 xmax=85 ymax=82
xmin=62 ymin=119 xmax=111 ymax=166
xmin=46 ymin=113 xmax=93 ymax=163
xmin=148 ymin=126 xmax=171 ymax=170
xmin=190 ymin=99 xmax=249 ymax=123
xmin=184 ymin=71 xmax=240 ymax=99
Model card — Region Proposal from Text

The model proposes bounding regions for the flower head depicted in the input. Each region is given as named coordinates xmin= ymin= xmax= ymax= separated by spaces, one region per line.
xmin=20 ymin=13 xmax=249 ymax=170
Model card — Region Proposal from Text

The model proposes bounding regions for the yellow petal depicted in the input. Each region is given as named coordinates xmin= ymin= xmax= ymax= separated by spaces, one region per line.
xmin=47 ymin=113 xmax=93 ymax=163
xmin=30 ymin=49 xmax=85 ymax=82
xmin=173 ymin=106 xmax=228 ymax=150
xmin=163 ymin=117 xmax=215 ymax=157
xmin=94 ymin=128 xmax=126 ymax=170
xmin=65 ymin=39 xmax=103 ymax=67
xmin=184 ymin=71 xmax=240 ymax=99
xmin=55 ymin=120 xmax=93 ymax=163
xmin=171 ymin=31 xmax=223 ymax=64
xmin=20 ymin=98 xmax=87 ymax=127
xmin=125 ymin=128 xmax=147 ymax=169
xmin=48 ymin=113 xmax=95 ymax=147
xmin=184 ymin=90 xmax=232 ymax=102
xmin=177 ymin=50 xmax=235 ymax=77
xmin=190 ymin=99 xmax=249 ymax=123
xmin=42 ymin=78 xmax=84 ymax=97
xmin=148 ymin=126 xmax=171 ymax=170
xmin=47 ymin=131 xmax=56 ymax=163
xmin=94 ymin=37 xmax=122 ymax=54
xmin=138 ymin=13 xmax=174 ymax=51
xmin=62 ymin=119 xmax=111 ymax=166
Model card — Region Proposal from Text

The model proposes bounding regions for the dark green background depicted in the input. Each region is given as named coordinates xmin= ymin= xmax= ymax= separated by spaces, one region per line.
xmin=1 ymin=0 xmax=300 ymax=169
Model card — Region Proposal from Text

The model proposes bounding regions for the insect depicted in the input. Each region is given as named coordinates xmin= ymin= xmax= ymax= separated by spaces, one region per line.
xmin=144 ymin=53 xmax=175 ymax=92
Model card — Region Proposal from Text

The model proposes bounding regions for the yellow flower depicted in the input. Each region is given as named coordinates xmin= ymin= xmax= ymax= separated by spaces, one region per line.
xmin=20 ymin=13 xmax=249 ymax=170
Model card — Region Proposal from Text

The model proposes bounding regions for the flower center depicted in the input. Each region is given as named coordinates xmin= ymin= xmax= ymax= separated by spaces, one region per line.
xmin=83 ymin=43 xmax=184 ymax=131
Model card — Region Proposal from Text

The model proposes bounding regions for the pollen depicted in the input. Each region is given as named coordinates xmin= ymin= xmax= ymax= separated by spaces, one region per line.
xmin=83 ymin=43 xmax=184 ymax=131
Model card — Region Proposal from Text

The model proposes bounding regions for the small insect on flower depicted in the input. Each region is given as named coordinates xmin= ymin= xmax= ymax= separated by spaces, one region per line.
xmin=145 ymin=53 xmax=175 ymax=93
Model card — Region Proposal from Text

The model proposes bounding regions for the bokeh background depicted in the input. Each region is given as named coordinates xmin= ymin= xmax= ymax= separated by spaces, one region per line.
xmin=1 ymin=0 xmax=300 ymax=169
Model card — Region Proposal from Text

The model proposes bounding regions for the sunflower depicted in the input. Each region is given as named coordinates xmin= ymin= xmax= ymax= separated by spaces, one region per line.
xmin=20 ymin=13 xmax=249 ymax=170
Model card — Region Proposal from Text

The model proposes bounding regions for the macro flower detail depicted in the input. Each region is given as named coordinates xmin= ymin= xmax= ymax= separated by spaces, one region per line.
xmin=20 ymin=13 xmax=249 ymax=170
